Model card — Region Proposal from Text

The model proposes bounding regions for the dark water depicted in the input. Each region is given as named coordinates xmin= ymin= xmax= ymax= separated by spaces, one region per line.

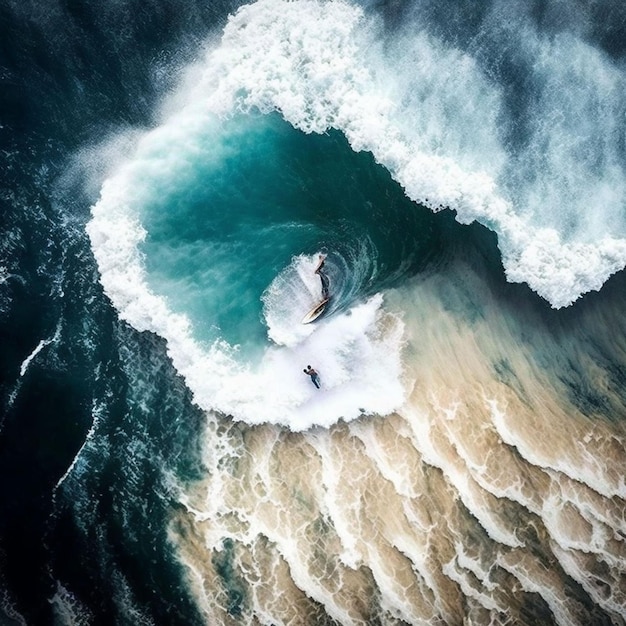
xmin=0 ymin=1 xmax=236 ymax=623
xmin=1 ymin=0 xmax=626 ymax=624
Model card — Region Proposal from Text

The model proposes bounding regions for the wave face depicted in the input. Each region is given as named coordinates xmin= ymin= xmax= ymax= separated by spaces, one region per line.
xmin=90 ymin=0 xmax=626 ymax=315
xmin=87 ymin=0 xmax=626 ymax=430
xmin=3 ymin=0 xmax=626 ymax=625
xmin=88 ymin=109 xmax=419 ymax=427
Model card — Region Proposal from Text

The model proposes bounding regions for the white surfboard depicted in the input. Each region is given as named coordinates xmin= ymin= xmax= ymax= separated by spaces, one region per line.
xmin=301 ymin=298 xmax=330 ymax=324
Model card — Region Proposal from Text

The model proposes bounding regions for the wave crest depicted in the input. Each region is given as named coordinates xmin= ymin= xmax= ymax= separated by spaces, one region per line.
xmin=199 ymin=0 xmax=626 ymax=307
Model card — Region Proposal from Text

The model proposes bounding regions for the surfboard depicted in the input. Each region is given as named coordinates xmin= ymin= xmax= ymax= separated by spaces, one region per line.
xmin=301 ymin=298 xmax=330 ymax=324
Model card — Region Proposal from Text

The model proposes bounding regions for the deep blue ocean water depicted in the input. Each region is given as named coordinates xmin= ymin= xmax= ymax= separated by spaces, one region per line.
xmin=2 ymin=1 xmax=626 ymax=624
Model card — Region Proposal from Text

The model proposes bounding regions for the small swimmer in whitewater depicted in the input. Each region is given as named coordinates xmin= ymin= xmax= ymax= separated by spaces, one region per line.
xmin=303 ymin=365 xmax=321 ymax=389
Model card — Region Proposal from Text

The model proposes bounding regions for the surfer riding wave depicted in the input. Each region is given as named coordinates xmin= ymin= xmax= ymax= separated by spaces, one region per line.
xmin=315 ymin=254 xmax=330 ymax=299
xmin=301 ymin=254 xmax=331 ymax=325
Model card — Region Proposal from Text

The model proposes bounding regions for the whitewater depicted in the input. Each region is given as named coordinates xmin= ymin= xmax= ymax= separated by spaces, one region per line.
xmin=87 ymin=0 xmax=626 ymax=429
xmin=90 ymin=0 xmax=626 ymax=309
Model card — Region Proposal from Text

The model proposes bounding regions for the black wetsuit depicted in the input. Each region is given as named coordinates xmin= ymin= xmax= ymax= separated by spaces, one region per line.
xmin=319 ymin=271 xmax=330 ymax=299
xmin=316 ymin=259 xmax=330 ymax=299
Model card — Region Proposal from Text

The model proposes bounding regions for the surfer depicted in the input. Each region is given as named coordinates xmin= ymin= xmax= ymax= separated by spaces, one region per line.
xmin=301 ymin=254 xmax=330 ymax=324
xmin=303 ymin=365 xmax=321 ymax=389
xmin=315 ymin=254 xmax=330 ymax=299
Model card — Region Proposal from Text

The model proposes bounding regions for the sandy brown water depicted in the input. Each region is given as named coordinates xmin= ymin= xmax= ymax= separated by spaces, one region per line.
xmin=170 ymin=255 xmax=626 ymax=626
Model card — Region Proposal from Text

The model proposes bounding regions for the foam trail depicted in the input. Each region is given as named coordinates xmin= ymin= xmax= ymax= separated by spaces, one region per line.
xmin=489 ymin=400 xmax=626 ymax=499
xmin=49 ymin=582 xmax=92 ymax=626
xmin=19 ymin=321 xmax=61 ymax=377
xmin=0 ymin=578 xmax=27 ymax=626
xmin=53 ymin=400 xmax=104 ymax=492
xmin=261 ymin=255 xmax=325 ymax=347
xmin=0 ymin=266 xmax=25 ymax=287
xmin=4 ymin=322 xmax=63 ymax=413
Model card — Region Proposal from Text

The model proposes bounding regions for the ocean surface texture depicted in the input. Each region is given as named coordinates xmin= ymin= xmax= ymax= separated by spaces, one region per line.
xmin=1 ymin=0 xmax=626 ymax=624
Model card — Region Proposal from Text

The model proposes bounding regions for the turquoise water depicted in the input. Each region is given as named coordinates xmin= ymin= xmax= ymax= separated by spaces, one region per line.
xmin=140 ymin=112 xmax=440 ymax=353
xmin=5 ymin=0 xmax=626 ymax=623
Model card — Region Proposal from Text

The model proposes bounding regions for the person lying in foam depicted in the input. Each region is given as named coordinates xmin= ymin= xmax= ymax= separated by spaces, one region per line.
xmin=303 ymin=365 xmax=321 ymax=389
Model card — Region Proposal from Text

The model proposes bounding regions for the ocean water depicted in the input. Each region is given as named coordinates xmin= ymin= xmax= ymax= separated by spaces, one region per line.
xmin=1 ymin=0 xmax=626 ymax=624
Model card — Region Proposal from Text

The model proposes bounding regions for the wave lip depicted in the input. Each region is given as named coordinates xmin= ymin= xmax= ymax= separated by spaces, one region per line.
xmin=198 ymin=0 xmax=626 ymax=307
xmin=88 ymin=0 xmax=626 ymax=424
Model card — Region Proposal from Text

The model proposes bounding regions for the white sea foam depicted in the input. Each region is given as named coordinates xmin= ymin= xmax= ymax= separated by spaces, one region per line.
xmin=53 ymin=399 xmax=104 ymax=493
xmin=88 ymin=174 xmax=406 ymax=427
xmin=49 ymin=582 xmax=92 ymax=626
xmin=19 ymin=321 xmax=61 ymax=377
xmin=261 ymin=255 xmax=324 ymax=347
xmin=195 ymin=0 xmax=626 ymax=306
xmin=3 ymin=322 xmax=63 ymax=413
xmin=88 ymin=0 xmax=626 ymax=425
